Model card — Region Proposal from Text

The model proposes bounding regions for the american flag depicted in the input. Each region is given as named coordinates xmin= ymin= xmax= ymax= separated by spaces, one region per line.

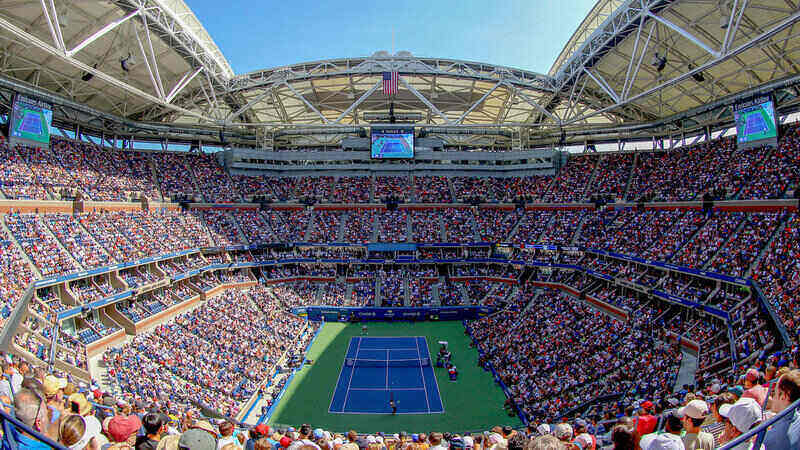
xmin=383 ymin=71 xmax=398 ymax=96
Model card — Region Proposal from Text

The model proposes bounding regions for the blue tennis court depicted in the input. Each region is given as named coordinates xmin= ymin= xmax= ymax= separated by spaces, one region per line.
xmin=329 ymin=336 xmax=444 ymax=414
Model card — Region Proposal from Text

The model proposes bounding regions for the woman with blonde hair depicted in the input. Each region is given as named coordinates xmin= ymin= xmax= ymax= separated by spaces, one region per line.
xmin=59 ymin=413 xmax=101 ymax=450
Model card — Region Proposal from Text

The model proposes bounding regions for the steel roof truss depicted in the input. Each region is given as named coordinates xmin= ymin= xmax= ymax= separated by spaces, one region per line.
xmin=67 ymin=9 xmax=140 ymax=58
xmin=564 ymin=7 xmax=800 ymax=124
xmin=647 ymin=11 xmax=721 ymax=57
xmin=399 ymin=76 xmax=453 ymax=124
xmin=334 ymin=80 xmax=382 ymax=124
xmin=283 ymin=82 xmax=330 ymax=124
xmin=456 ymin=81 xmax=501 ymax=123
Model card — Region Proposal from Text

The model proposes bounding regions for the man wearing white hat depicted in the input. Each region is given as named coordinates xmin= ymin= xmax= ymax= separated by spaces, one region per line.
xmin=679 ymin=399 xmax=714 ymax=450
xmin=719 ymin=397 xmax=764 ymax=450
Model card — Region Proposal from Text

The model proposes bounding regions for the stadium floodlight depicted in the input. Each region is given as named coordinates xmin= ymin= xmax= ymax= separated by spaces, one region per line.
xmin=651 ymin=53 xmax=667 ymax=72
xmin=81 ymin=63 xmax=98 ymax=82
xmin=688 ymin=65 xmax=705 ymax=82
xmin=120 ymin=55 xmax=131 ymax=73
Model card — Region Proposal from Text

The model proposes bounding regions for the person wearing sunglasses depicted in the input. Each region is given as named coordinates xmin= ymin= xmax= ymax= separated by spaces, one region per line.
xmin=13 ymin=387 xmax=55 ymax=450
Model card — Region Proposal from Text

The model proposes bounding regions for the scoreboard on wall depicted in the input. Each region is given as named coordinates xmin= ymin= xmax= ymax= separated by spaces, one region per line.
xmin=733 ymin=94 xmax=778 ymax=149
xmin=370 ymin=126 xmax=415 ymax=159
xmin=9 ymin=94 xmax=53 ymax=148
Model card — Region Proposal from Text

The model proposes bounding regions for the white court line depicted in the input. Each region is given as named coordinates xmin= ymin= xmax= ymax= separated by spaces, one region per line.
xmin=385 ymin=349 xmax=389 ymax=390
xmin=341 ymin=336 xmax=361 ymax=412
xmin=422 ymin=336 xmax=445 ymax=413
xmin=348 ymin=388 xmax=426 ymax=391
xmin=327 ymin=337 xmax=354 ymax=413
xmin=416 ymin=336 xmax=432 ymax=413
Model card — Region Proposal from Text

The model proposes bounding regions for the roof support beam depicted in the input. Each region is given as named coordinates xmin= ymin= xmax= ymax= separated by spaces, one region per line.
xmin=39 ymin=0 xmax=64 ymax=51
xmin=583 ymin=67 xmax=620 ymax=103
xmin=399 ymin=76 xmax=453 ymax=124
xmin=505 ymin=83 xmax=561 ymax=124
xmin=138 ymin=12 xmax=166 ymax=101
xmin=723 ymin=0 xmax=749 ymax=54
xmin=67 ymin=9 xmax=140 ymax=57
xmin=0 ymin=15 xmax=213 ymax=123
xmin=622 ymin=22 xmax=656 ymax=101
xmin=224 ymin=86 xmax=278 ymax=123
xmin=166 ymin=67 xmax=203 ymax=104
xmin=334 ymin=80 xmax=382 ymax=124
xmin=563 ymin=8 xmax=800 ymax=125
xmin=647 ymin=12 xmax=721 ymax=58
xmin=134 ymin=23 xmax=165 ymax=100
xmin=456 ymin=81 xmax=501 ymax=124
xmin=284 ymin=82 xmax=331 ymax=124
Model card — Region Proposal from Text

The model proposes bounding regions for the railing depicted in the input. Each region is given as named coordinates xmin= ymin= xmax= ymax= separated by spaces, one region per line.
xmin=0 ymin=406 xmax=67 ymax=450
xmin=719 ymin=397 xmax=800 ymax=449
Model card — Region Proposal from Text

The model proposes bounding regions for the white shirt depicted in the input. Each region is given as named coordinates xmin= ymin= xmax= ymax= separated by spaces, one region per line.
xmin=10 ymin=371 xmax=22 ymax=395
xmin=0 ymin=378 xmax=12 ymax=401
xmin=217 ymin=436 xmax=238 ymax=450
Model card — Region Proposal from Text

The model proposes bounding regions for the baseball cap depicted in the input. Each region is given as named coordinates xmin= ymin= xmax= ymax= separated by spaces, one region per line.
xmin=574 ymin=418 xmax=587 ymax=429
xmin=639 ymin=433 xmax=683 ymax=450
xmin=279 ymin=436 xmax=292 ymax=448
xmin=107 ymin=415 xmax=143 ymax=443
xmin=463 ymin=436 xmax=474 ymax=448
xmin=536 ymin=424 xmax=551 ymax=435
xmin=43 ymin=375 xmax=67 ymax=396
xmin=728 ymin=385 xmax=744 ymax=397
xmin=313 ymin=428 xmax=325 ymax=440
xmin=719 ymin=398 xmax=762 ymax=433
xmin=679 ymin=399 xmax=709 ymax=419
xmin=179 ymin=429 xmax=217 ymax=450
xmin=254 ymin=424 xmax=270 ymax=436
xmin=641 ymin=400 xmax=654 ymax=409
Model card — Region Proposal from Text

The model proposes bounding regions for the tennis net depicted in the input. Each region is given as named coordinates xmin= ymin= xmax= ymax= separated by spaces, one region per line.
xmin=345 ymin=358 xmax=430 ymax=368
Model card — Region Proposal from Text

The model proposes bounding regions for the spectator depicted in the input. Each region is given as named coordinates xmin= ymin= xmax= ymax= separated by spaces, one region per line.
xmin=58 ymin=413 xmax=102 ymax=450
xmin=742 ymin=368 xmax=769 ymax=406
xmin=679 ymin=400 xmax=714 ymax=450
xmin=718 ymin=398 xmax=763 ymax=449
xmin=610 ymin=421 xmax=636 ymax=450
xmin=638 ymin=411 xmax=684 ymax=450
xmin=216 ymin=421 xmax=238 ymax=450
xmin=764 ymin=369 xmax=800 ymax=450
xmin=135 ymin=413 xmax=167 ymax=450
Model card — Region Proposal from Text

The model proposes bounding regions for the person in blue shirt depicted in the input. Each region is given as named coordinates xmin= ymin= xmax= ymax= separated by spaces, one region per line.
xmin=764 ymin=370 xmax=800 ymax=450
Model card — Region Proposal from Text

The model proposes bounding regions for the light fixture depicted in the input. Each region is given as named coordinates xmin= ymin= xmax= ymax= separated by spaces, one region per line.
xmin=688 ymin=65 xmax=705 ymax=82
xmin=651 ymin=52 xmax=667 ymax=72
xmin=81 ymin=63 xmax=97 ymax=82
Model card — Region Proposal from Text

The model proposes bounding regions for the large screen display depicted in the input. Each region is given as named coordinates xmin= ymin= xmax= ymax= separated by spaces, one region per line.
xmin=10 ymin=94 xmax=52 ymax=145
xmin=371 ymin=127 xmax=414 ymax=159
xmin=734 ymin=95 xmax=778 ymax=148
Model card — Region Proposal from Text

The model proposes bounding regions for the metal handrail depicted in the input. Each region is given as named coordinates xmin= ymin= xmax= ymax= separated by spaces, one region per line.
xmin=718 ymin=397 xmax=800 ymax=449
xmin=0 ymin=406 xmax=68 ymax=450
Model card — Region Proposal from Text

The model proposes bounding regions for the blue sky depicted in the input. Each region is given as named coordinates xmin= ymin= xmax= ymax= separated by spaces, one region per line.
xmin=189 ymin=0 xmax=597 ymax=75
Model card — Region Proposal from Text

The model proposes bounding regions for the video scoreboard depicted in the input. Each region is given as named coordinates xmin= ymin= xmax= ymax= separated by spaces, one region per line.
xmin=9 ymin=94 xmax=53 ymax=148
xmin=734 ymin=95 xmax=778 ymax=148
xmin=370 ymin=126 xmax=415 ymax=159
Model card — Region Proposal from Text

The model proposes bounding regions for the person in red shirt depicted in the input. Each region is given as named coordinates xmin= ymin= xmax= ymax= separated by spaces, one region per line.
xmin=635 ymin=401 xmax=658 ymax=436
xmin=741 ymin=368 xmax=768 ymax=406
